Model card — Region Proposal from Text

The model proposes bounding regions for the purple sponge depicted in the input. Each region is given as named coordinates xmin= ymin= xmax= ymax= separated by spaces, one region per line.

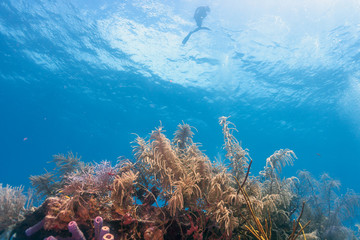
xmin=25 ymin=219 xmax=45 ymax=237
xmin=68 ymin=221 xmax=86 ymax=240
xmin=94 ymin=216 xmax=103 ymax=240
xmin=102 ymin=233 xmax=114 ymax=240
xmin=99 ymin=226 xmax=110 ymax=240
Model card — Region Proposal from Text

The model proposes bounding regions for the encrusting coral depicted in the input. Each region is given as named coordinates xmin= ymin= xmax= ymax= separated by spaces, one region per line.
xmin=3 ymin=117 xmax=360 ymax=239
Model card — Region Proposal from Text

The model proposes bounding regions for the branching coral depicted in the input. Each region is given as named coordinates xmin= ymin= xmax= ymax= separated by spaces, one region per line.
xmin=132 ymin=119 xmax=310 ymax=238
xmin=7 ymin=118 xmax=360 ymax=240
xmin=133 ymin=124 xmax=210 ymax=217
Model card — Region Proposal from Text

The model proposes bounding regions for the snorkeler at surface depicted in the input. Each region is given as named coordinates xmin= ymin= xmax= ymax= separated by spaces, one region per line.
xmin=182 ymin=6 xmax=211 ymax=45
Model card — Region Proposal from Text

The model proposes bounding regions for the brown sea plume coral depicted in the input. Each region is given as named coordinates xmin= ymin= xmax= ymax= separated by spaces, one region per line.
xmin=111 ymin=163 xmax=138 ymax=209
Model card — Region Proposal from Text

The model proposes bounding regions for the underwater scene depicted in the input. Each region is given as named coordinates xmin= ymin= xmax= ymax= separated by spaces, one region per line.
xmin=1 ymin=0 xmax=360 ymax=239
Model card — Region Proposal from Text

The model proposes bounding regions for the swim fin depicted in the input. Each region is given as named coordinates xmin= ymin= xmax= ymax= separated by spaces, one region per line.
xmin=182 ymin=27 xmax=211 ymax=45
xmin=182 ymin=32 xmax=193 ymax=45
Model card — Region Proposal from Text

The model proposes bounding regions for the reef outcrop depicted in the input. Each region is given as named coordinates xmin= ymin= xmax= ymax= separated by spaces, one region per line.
xmin=3 ymin=117 xmax=360 ymax=239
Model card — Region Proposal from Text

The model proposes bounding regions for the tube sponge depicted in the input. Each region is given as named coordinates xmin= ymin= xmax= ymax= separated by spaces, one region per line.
xmin=68 ymin=221 xmax=86 ymax=240
xmin=99 ymin=226 xmax=110 ymax=240
xmin=94 ymin=216 xmax=103 ymax=240
xmin=102 ymin=233 xmax=114 ymax=240
xmin=25 ymin=219 xmax=45 ymax=237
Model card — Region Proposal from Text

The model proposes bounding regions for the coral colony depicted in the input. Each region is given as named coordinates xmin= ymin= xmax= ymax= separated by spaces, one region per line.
xmin=1 ymin=117 xmax=360 ymax=239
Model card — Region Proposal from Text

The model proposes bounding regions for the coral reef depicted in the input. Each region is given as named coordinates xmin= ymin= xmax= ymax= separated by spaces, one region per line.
xmin=4 ymin=117 xmax=360 ymax=239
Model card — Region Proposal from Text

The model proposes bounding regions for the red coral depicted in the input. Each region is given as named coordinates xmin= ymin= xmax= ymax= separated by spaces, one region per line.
xmin=186 ymin=215 xmax=203 ymax=240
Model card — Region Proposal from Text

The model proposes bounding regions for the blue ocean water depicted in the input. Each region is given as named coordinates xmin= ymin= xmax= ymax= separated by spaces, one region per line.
xmin=1 ymin=0 xmax=360 ymax=198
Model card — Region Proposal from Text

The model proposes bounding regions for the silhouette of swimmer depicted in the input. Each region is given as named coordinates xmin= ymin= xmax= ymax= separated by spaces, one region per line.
xmin=182 ymin=6 xmax=211 ymax=45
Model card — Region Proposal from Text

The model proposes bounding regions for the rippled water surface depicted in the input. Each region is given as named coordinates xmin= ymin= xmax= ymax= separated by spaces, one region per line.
xmin=1 ymin=0 xmax=360 ymax=193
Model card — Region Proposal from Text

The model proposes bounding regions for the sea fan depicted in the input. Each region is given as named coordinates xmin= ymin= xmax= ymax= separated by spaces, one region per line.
xmin=334 ymin=189 xmax=360 ymax=221
xmin=320 ymin=173 xmax=341 ymax=217
xmin=296 ymin=170 xmax=360 ymax=239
